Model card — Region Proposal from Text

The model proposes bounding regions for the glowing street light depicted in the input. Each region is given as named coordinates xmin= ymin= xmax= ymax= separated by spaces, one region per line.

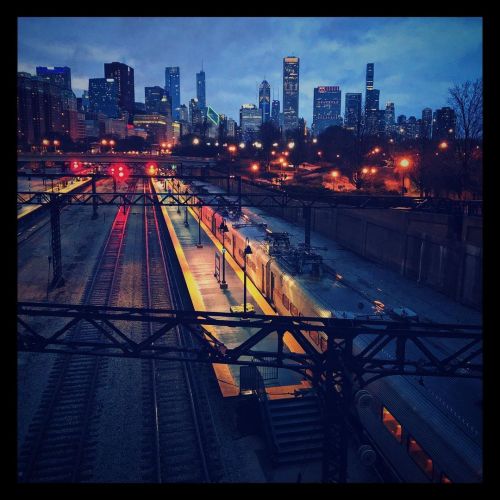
xmin=239 ymin=142 xmax=246 ymax=149
xmin=243 ymin=237 xmax=253 ymax=313
xmin=439 ymin=141 xmax=448 ymax=150
xmin=370 ymin=167 xmax=377 ymax=174
xmin=193 ymin=138 xmax=200 ymax=145
xmin=331 ymin=171 xmax=339 ymax=178
xmin=312 ymin=138 xmax=318 ymax=144
xmin=228 ymin=145 xmax=237 ymax=153
xmin=373 ymin=147 xmax=381 ymax=154
xmin=219 ymin=219 xmax=229 ymax=289
xmin=271 ymin=151 xmax=276 ymax=156
xmin=101 ymin=139 xmax=108 ymax=146
xmin=400 ymin=158 xmax=410 ymax=196
xmin=251 ymin=163 xmax=259 ymax=171
xmin=362 ymin=167 xmax=369 ymax=174
xmin=288 ymin=142 xmax=295 ymax=149
xmin=272 ymin=142 xmax=279 ymax=147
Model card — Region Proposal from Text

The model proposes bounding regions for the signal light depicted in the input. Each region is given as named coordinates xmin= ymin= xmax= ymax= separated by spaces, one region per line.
xmin=109 ymin=163 xmax=130 ymax=182
xmin=146 ymin=163 xmax=158 ymax=175
xmin=70 ymin=160 xmax=82 ymax=171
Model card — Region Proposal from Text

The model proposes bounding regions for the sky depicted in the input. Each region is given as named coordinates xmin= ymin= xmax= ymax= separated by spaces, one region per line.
xmin=17 ymin=17 xmax=482 ymax=125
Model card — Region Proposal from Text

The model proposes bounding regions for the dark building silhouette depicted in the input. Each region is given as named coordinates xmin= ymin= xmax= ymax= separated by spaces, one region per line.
xmin=259 ymin=80 xmax=271 ymax=123
xmin=18 ymin=72 xmax=79 ymax=147
xmin=196 ymin=69 xmax=206 ymax=113
xmin=89 ymin=78 xmax=120 ymax=118
xmin=433 ymin=107 xmax=456 ymax=141
xmin=271 ymin=99 xmax=280 ymax=126
xmin=421 ymin=108 xmax=433 ymax=139
xmin=283 ymin=56 xmax=299 ymax=132
xmin=165 ymin=67 xmax=181 ymax=120
xmin=104 ymin=62 xmax=135 ymax=113
xmin=36 ymin=66 xmax=72 ymax=90
xmin=145 ymin=86 xmax=167 ymax=114
xmin=344 ymin=93 xmax=362 ymax=131
xmin=312 ymin=86 xmax=342 ymax=134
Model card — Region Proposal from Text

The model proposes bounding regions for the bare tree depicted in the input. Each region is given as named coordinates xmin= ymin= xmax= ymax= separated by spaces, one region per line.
xmin=448 ymin=78 xmax=483 ymax=198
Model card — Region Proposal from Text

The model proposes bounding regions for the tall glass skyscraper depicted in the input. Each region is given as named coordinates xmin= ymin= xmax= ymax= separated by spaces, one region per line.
xmin=312 ymin=86 xmax=342 ymax=134
xmin=259 ymin=80 xmax=271 ymax=123
xmin=104 ymin=62 xmax=135 ymax=113
xmin=88 ymin=78 xmax=120 ymax=118
xmin=239 ymin=103 xmax=262 ymax=141
xmin=196 ymin=70 xmax=206 ymax=112
xmin=165 ymin=67 xmax=181 ymax=120
xmin=283 ymin=56 xmax=299 ymax=132
xmin=366 ymin=63 xmax=374 ymax=91
xmin=344 ymin=93 xmax=362 ymax=131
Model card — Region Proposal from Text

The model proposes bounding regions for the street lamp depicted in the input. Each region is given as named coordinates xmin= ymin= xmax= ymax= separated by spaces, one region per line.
xmin=109 ymin=139 xmax=115 ymax=152
xmin=219 ymin=219 xmax=229 ymax=289
xmin=243 ymin=237 xmax=253 ymax=313
xmin=331 ymin=170 xmax=339 ymax=190
xmin=439 ymin=141 xmax=448 ymax=150
xmin=239 ymin=142 xmax=245 ymax=149
xmin=53 ymin=140 xmax=60 ymax=152
xmin=312 ymin=138 xmax=318 ymax=144
xmin=197 ymin=203 xmax=203 ymax=248
xmin=288 ymin=142 xmax=295 ymax=149
xmin=400 ymin=158 xmax=410 ymax=196
xmin=193 ymin=137 xmax=200 ymax=145
xmin=184 ymin=189 xmax=189 ymax=226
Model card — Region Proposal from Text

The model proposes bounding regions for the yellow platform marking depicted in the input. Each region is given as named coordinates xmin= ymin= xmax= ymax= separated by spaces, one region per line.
xmin=158 ymin=199 xmax=239 ymax=397
xmin=155 ymin=180 xmax=310 ymax=396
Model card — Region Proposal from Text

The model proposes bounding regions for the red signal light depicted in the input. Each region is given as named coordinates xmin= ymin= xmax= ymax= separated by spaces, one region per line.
xmin=70 ymin=160 xmax=82 ymax=171
xmin=109 ymin=163 xmax=130 ymax=181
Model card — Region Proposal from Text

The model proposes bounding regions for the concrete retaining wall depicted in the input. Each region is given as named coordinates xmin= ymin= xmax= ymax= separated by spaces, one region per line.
xmin=205 ymin=173 xmax=482 ymax=310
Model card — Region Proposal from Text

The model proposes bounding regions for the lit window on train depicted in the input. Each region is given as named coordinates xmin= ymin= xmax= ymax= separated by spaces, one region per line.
xmin=408 ymin=437 xmax=433 ymax=479
xmin=441 ymin=473 xmax=452 ymax=483
xmin=382 ymin=407 xmax=402 ymax=443
xmin=282 ymin=294 xmax=290 ymax=310
xmin=309 ymin=331 xmax=319 ymax=345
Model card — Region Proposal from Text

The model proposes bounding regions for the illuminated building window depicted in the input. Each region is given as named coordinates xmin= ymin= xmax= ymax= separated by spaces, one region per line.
xmin=408 ymin=437 xmax=433 ymax=478
xmin=382 ymin=407 xmax=402 ymax=443
xmin=441 ymin=473 xmax=452 ymax=483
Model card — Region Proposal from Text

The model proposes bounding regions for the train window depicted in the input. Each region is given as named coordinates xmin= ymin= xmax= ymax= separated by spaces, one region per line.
xmin=319 ymin=334 xmax=327 ymax=352
xmin=309 ymin=330 xmax=319 ymax=345
xmin=290 ymin=303 xmax=298 ymax=316
xmin=440 ymin=473 xmax=452 ymax=483
xmin=382 ymin=407 xmax=402 ymax=443
xmin=408 ymin=437 xmax=433 ymax=479
xmin=282 ymin=294 xmax=290 ymax=310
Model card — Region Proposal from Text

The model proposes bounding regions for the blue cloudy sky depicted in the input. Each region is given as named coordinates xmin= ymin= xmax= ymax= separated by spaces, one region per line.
xmin=18 ymin=17 xmax=482 ymax=124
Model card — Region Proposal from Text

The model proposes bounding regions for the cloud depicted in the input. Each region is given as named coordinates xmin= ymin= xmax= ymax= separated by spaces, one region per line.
xmin=17 ymin=17 xmax=482 ymax=122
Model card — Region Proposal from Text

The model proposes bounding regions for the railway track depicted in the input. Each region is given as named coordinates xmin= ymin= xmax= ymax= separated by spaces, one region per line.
xmin=140 ymin=180 xmax=225 ymax=483
xmin=18 ymin=180 xmax=138 ymax=482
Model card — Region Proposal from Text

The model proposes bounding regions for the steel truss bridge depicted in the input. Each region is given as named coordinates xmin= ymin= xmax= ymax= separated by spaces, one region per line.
xmin=17 ymin=302 xmax=482 ymax=483
xmin=17 ymin=172 xmax=482 ymax=214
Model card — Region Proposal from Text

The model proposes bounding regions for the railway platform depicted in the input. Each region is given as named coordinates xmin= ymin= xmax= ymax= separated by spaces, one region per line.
xmin=154 ymin=179 xmax=309 ymax=398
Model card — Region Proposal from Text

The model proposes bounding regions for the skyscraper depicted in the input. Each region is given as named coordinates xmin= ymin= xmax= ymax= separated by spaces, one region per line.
xmin=432 ymin=107 xmax=456 ymax=141
xmin=421 ymin=107 xmax=433 ymax=139
xmin=259 ymin=80 xmax=271 ymax=123
xmin=165 ymin=67 xmax=181 ymax=120
xmin=196 ymin=70 xmax=206 ymax=112
xmin=366 ymin=63 xmax=374 ymax=91
xmin=145 ymin=86 xmax=166 ymax=114
xmin=344 ymin=93 xmax=362 ymax=131
xmin=312 ymin=86 xmax=342 ymax=134
xmin=385 ymin=102 xmax=395 ymax=134
xmin=36 ymin=66 xmax=72 ymax=90
xmin=271 ymin=99 xmax=280 ymax=126
xmin=239 ymin=104 xmax=262 ymax=141
xmin=189 ymin=98 xmax=203 ymax=129
xmin=104 ymin=62 xmax=135 ymax=113
xmin=283 ymin=56 xmax=299 ymax=132
xmin=89 ymin=78 xmax=120 ymax=118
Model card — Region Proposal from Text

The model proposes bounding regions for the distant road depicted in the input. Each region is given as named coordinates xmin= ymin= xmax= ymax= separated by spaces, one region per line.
xmin=17 ymin=152 xmax=217 ymax=166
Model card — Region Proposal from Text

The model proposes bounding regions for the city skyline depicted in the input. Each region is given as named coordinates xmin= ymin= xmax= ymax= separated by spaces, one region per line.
xmin=18 ymin=17 xmax=482 ymax=125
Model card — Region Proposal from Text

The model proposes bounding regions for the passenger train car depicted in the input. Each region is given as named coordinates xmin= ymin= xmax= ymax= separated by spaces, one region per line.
xmin=159 ymin=177 xmax=482 ymax=483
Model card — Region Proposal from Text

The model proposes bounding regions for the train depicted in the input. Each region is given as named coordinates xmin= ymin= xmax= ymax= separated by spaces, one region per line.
xmin=157 ymin=176 xmax=482 ymax=483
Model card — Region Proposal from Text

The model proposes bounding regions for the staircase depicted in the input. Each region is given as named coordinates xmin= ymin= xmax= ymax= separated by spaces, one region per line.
xmin=265 ymin=391 xmax=324 ymax=465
